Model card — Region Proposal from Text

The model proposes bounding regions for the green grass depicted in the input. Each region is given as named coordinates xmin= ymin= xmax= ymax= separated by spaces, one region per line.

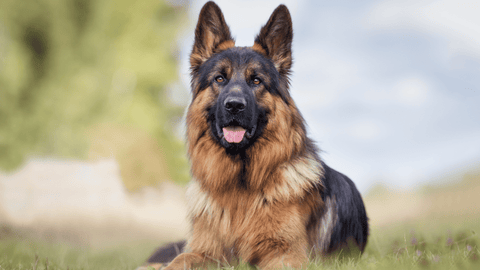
xmin=327 ymin=227 xmax=479 ymax=270
xmin=1 ymin=223 xmax=478 ymax=270
xmin=0 ymin=235 xmax=160 ymax=270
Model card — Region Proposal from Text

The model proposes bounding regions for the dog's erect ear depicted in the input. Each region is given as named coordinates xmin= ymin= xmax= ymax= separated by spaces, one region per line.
xmin=254 ymin=5 xmax=293 ymax=76
xmin=190 ymin=1 xmax=234 ymax=73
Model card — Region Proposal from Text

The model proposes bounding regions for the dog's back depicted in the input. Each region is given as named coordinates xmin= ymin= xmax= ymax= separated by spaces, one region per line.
xmin=316 ymin=163 xmax=369 ymax=255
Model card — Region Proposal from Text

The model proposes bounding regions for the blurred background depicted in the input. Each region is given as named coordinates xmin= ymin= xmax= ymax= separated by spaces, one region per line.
xmin=0 ymin=0 xmax=479 ymax=249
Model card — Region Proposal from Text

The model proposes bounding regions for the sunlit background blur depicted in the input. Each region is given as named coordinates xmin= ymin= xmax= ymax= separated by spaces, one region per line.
xmin=1 ymin=0 xmax=479 ymax=247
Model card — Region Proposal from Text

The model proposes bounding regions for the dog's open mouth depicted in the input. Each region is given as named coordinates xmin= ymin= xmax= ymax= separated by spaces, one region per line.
xmin=222 ymin=126 xmax=246 ymax=143
xmin=221 ymin=125 xmax=257 ymax=144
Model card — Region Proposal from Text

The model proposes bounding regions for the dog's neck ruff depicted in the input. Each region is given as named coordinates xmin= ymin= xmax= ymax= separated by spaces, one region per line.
xmin=189 ymin=152 xmax=323 ymax=204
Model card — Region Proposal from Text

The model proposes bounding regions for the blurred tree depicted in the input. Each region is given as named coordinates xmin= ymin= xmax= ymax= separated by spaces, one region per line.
xmin=0 ymin=0 xmax=190 ymax=190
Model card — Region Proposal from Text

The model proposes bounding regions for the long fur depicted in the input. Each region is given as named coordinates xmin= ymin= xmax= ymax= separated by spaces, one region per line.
xmin=141 ymin=2 xmax=368 ymax=269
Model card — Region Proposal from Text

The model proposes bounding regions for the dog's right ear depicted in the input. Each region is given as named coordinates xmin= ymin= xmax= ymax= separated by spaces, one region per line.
xmin=190 ymin=1 xmax=234 ymax=73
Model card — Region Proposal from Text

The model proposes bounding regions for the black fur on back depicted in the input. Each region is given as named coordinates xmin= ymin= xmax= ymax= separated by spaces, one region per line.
xmin=320 ymin=162 xmax=369 ymax=254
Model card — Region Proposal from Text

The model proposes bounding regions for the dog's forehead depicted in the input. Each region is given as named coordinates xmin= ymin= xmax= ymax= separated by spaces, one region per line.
xmin=212 ymin=47 xmax=269 ymax=68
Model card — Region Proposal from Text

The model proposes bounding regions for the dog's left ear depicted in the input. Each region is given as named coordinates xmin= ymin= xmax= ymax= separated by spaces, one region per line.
xmin=254 ymin=5 xmax=293 ymax=76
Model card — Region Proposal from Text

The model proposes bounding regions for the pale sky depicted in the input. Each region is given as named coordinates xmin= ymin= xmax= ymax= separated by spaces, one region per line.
xmin=170 ymin=0 xmax=480 ymax=193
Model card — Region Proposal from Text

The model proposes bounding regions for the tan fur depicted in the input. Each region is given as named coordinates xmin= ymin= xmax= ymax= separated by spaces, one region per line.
xmin=215 ymin=40 xmax=235 ymax=52
xmin=181 ymin=179 xmax=318 ymax=269
xmin=164 ymin=3 xmax=330 ymax=270
xmin=190 ymin=40 xmax=235 ymax=71
xmin=252 ymin=43 xmax=267 ymax=56
xmin=316 ymin=197 xmax=338 ymax=254
xmin=166 ymin=253 xmax=213 ymax=269
xmin=165 ymin=80 xmax=325 ymax=270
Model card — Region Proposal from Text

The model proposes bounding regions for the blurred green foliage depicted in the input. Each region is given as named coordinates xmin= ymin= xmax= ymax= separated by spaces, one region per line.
xmin=0 ymin=0 xmax=190 ymax=189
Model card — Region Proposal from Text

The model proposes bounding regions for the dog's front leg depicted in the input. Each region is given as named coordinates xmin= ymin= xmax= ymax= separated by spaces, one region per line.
xmin=236 ymin=226 xmax=309 ymax=270
xmin=248 ymin=239 xmax=309 ymax=270
xmin=165 ymin=218 xmax=228 ymax=270
xmin=163 ymin=252 xmax=212 ymax=270
xmin=235 ymin=204 xmax=312 ymax=270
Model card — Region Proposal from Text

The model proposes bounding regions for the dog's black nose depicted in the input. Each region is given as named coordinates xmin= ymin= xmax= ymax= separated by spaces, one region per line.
xmin=224 ymin=96 xmax=246 ymax=113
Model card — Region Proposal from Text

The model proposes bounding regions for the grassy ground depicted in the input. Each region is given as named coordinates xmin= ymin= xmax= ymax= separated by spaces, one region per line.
xmin=1 ymin=224 xmax=477 ymax=270
xmin=0 ymin=229 xmax=159 ymax=270
xmin=1 ymin=170 xmax=479 ymax=270
xmin=1 ymin=218 xmax=477 ymax=270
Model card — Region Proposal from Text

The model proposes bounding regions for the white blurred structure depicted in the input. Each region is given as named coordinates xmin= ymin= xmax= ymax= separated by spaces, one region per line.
xmin=0 ymin=158 xmax=188 ymax=244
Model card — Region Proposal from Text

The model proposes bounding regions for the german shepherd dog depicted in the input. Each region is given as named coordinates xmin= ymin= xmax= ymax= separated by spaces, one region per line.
xmin=143 ymin=1 xmax=368 ymax=269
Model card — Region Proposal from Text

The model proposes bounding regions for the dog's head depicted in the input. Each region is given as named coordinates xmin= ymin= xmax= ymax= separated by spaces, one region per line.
xmin=188 ymin=1 xmax=294 ymax=154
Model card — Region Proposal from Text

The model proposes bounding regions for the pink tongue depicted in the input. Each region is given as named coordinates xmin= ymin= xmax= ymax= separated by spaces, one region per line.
xmin=223 ymin=127 xmax=246 ymax=143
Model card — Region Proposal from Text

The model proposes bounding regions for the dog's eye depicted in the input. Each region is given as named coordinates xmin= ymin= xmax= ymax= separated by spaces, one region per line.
xmin=215 ymin=76 xmax=225 ymax=83
xmin=253 ymin=78 xmax=261 ymax=85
